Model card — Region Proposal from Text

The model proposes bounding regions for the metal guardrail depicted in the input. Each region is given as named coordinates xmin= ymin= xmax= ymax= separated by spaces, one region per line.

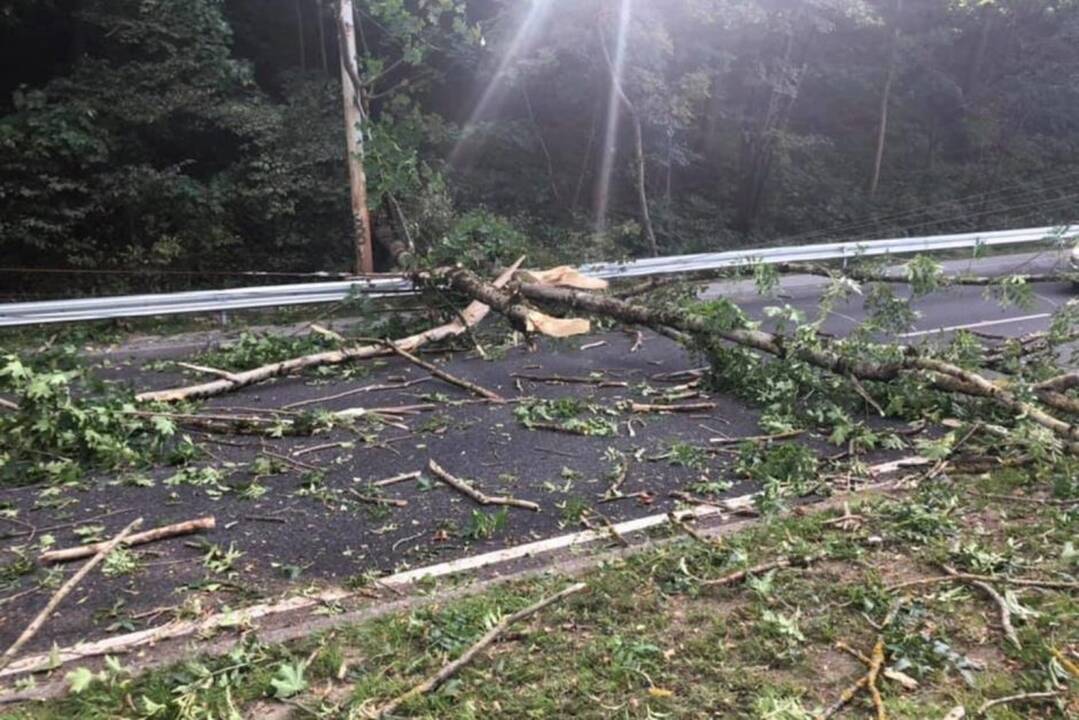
xmin=1 ymin=224 xmax=1072 ymax=327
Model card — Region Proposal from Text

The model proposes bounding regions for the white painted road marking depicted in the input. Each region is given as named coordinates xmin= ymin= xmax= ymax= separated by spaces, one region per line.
xmin=384 ymin=456 xmax=931 ymax=588
xmin=898 ymin=313 xmax=1052 ymax=339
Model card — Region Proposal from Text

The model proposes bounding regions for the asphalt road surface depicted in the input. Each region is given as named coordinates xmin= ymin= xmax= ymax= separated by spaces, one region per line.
xmin=0 ymin=250 xmax=1073 ymax=661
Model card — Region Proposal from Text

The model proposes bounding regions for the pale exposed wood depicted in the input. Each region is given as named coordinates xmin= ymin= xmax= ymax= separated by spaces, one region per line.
xmin=709 ymin=429 xmax=805 ymax=445
xmin=136 ymin=259 xmax=523 ymax=402
xmin=39 ymin=517 xmax=214 ymax=564
xmin=370 ymin=583 xmax=587 ymax=718
xmin=630 ymin=401 xmax=717 ymax=413
xmin=975 ymin=691 xmax=1060 ymax=717
xmin=0 ymin=518 xmax=143 ymax=671
xmin=428 ymin=460 xmax=540 ymax=512
xmin=174 ymin=362 xmax=242 ymax=384
xmin=372 ymin=470 xmax=422 ymax=487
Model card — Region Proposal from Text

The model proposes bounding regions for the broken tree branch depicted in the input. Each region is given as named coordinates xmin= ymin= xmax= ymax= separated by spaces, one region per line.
xmin=137 ymin=258 xmax=524 ymax=402
xmin=1 ymin=518 xmax=143 ymax=671
xmin=369 ymin=583 xmax=586 ymax=718
xmin=379 ymin=339 xmax=504 ymax=402
xmin=39 ymin=517 xmax=215 ymax=564
xmin=427 ymin=460 xmax=540 ymax=512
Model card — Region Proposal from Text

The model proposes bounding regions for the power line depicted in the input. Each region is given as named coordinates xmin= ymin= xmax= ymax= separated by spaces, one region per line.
xmin=777 ymin=167 xmax=1079 ymax=244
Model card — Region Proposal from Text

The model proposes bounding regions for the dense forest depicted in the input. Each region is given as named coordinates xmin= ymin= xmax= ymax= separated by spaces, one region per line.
xmin=2 ymin=0 xmax=1078 ymax=297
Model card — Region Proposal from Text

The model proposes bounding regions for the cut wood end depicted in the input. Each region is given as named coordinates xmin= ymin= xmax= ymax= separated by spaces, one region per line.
xmin=522 ymin=266 xmax=608 ymax=291
xmin=525 ymin=311 xmax=591 ymax=338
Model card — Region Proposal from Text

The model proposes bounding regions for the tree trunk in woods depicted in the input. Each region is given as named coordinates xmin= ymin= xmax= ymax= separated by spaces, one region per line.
xmin=736 ymin=33 xmax=803 ymax=232
xmin=295 ymin=0 xmax=307 ymax=71
xmin=631 ymin=116 xmax=659 ymax=256
xmin=520 ymin=82 xmax=562 ymax=203
xmin=965 ymin=6 xmax=994 ymax=100
xmin=317 ymin=0 xmax=329 ymax=73
xmin=869 ymin=0 xmax=901 ymax=197
xmin=571 ymin=98 xmax=600 ymax=213
xmin=337 ymin=0 xmax=374 ymax=274
xmin=599 ymin=23 xmax=659 ymax=257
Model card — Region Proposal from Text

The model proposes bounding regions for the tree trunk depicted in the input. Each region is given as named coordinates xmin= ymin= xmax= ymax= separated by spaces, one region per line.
xmin=598 ymin=21 xmax=659 ymax=256
xmin=520 ymin=82 xmax=562 ymax=203
xmin=965 ymin=6 xmax=994 ymax=100
xmin=869 ymin=0 xmax=901 ymax=197
xmin=295 ymin=0 xmax=307 ymax=71
xmin=317 ymin=0 xmax=329 ymax=73
xmin=632 ymin=116 xmax=659 ymax=256
xmin=571 ymin=98 xmax=600 ymax=213
xmin=337 ymin=0 xmax=374 ymax=274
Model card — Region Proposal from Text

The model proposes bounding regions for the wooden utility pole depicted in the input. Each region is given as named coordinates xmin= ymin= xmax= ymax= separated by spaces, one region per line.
xmin=337 ymin=0 xmax=374 ymax=274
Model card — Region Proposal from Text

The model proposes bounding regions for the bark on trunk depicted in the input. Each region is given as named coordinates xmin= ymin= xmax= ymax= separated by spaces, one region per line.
xmin=338 ymin=0 xmax=374 ymax=274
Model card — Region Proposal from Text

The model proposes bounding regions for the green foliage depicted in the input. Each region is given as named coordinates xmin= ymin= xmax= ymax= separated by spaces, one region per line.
xmin=196 ymin=332 xmax=338 ymax=372
xmin=428 ymin=208 xmax=532 ymax=269
xmin=464 ymin=508 xmax=509 ymax=540
xmin=513 ymin=397 xmax=618 ymax=437
xmin=0 ymin=353 xmax=176 ymax=485
xmin=737 ymin=442 xmax=820 ymax=514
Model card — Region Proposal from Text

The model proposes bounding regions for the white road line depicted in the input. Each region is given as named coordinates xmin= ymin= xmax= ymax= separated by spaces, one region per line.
xmin=897 ymin=313 xmax=1052 ymax=339
xmin=384 ymin=455 xmax=930 ymax=588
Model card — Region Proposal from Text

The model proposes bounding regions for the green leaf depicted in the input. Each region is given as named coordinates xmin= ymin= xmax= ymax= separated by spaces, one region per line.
xmin=270 ymin=661 xmax=307 ymax=699
xmin=66 ymin=666 xmax=100 ymax=694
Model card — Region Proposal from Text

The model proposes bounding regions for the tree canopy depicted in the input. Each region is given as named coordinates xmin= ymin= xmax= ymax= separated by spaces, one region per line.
xmin=1 ymin=0 xmax=1078 ymax=294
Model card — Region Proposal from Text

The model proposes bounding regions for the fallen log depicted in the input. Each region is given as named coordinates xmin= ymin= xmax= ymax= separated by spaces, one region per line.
xmin=39 ymin=516 xmax=215 ymax=564
xmin=136 ymin=258 xmax=524 ymax=403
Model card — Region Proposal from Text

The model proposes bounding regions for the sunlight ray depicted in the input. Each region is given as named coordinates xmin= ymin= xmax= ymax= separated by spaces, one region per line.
xmin=594 ymin=0 xmax=632 ymax=234
xmin=448 ymin=0 xmax=552 ymax=169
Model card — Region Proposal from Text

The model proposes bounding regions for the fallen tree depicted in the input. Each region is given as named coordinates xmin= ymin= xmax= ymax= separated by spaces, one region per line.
xmin=136 ymin=260 xmax=598 ymax=404
xmin=441 ymin=268 xmax=1078 ymax=450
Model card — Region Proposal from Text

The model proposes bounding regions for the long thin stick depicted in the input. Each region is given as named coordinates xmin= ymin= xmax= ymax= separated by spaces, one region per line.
xmin=0 ymin=517 xmax=143 ymax=670
xmin=382 ymin=341 xmax=504 ymax=402
xmin=371 ymin=583 xmax=587 ymax=718
xmin=427 ymin=460 xmax=539 ymax=511
xmin=512 ymin=373 xmax=628 ymax=388
xmin=630 ymin=401 xmax=717 ymax=413
xmin=943 ymin=566 xmax=1021 ymax=650
xmin=282 ymin=377 xmax=431 ymax=410
xmin=709 ymin=429 xmax=805 ymax=445
xmin=701 ymin=556 xmax=821 ymax=587
xmin=40 ymin=517 xmax=214 ymax=564
xmin=886 ymin=573 xmax=1079 ymax=592
xmin=976 ymin=691 xmax=1060 ymax=716
xmin=372 ymin=470 xmax=422 ymax=487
